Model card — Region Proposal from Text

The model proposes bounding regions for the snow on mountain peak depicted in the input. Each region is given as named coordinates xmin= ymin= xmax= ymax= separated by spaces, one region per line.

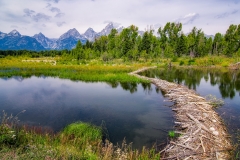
xmin=83 ymin=28 xmax=98 ymax=42
xmin=8 ymin=29 xmax=21 ymax=37
xmin=59 ymin=28 xmax=82 ymax=40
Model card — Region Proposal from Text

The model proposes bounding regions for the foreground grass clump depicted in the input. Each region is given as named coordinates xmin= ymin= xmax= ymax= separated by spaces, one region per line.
xmin=0 ymin=112 xmax=161 ymax=159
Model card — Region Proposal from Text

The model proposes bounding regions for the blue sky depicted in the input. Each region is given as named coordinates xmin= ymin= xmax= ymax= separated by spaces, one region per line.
xmin=0 ymin=0 xmax=239 ymax=38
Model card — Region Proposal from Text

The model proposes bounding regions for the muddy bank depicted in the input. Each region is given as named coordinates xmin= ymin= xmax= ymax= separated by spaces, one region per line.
xmin=129 ymin=67 xmax=232 ymax=159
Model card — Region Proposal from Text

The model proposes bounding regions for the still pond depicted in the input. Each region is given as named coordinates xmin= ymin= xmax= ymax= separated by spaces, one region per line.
xmin=0 ymin=76 xmax=174 ymax=149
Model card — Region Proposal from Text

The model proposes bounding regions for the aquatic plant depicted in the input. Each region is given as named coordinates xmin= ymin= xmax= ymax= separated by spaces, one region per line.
xmin=205 ymin=94 xmax=224 ymax=107
xmin=168 ymin=131 xmax=176 ymax=138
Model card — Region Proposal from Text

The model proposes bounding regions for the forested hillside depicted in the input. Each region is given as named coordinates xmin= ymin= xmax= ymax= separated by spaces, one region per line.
xmin=1 ymin=22 xmax=240 ymax=61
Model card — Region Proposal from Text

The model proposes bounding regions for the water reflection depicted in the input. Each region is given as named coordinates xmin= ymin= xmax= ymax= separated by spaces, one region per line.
xmin=140 ymin=67 xmax=240 ymax=99
xmin=0 ymin=76 xmax=174 ymax=149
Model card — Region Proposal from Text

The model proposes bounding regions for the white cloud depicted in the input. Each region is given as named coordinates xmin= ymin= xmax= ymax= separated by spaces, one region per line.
xmin=176 ymin=13 xmax=200 ymax=25
xmin=23 ymin=8 xmax=35 ymax=17
xmin=55 ymin=13 xmax=65 ymax=18
xmin=32 ymin=13 xmax=51 ymax=22
xmin=56 ymin=21 xmax=66 ymax=27
xmin=50 ymin=7 xmax=61 ymax=13
xmin=0 ymin=0 xmax=240 ymax=38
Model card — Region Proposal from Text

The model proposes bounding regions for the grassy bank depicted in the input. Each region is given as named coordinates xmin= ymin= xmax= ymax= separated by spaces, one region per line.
xmin=0 ymin=112 xmax=160 ymax=160
xmin=170 ymin=55 xmax=240 ymax=67
xmin=0 ymin=56 xmax=151 ymax=83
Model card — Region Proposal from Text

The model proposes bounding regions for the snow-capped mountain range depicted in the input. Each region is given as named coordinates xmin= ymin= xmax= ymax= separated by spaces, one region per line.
xmin=0 ymin=22 xmax=128 ymax=51
xmin=0 ymin=22 xmax=214 ymax=51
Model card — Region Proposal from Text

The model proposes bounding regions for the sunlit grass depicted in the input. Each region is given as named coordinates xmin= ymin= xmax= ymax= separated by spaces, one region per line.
xmin=0 ymin=56 xmax=150 ymax=83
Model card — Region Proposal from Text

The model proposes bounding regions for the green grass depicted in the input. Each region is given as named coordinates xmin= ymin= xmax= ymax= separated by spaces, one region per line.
xmin=170 ymin=55 xmax=238 ymax=67
xmin=0 ymin=56 xmax=150 ymax=83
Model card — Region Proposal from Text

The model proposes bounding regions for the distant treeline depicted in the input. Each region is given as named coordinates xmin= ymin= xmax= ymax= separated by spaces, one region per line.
xmin=1 ymin=22 xmax=240 ymax=60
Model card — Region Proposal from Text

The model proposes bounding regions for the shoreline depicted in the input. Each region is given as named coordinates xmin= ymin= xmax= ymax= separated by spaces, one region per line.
xmin=129 ymin=66 xmax=232 ymax=159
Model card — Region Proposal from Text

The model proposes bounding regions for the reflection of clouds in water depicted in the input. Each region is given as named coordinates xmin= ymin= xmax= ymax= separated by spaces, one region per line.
xmin=33 ymin=92 xmax=43 ymax=101
xmin=61 ymin=83 xmax=70 ymax=88
xmin=40 ymin=88 xmax=56 ymax=96
xmin=133 ymin=107 xmax=173 ymax=147
xmin=0 ymin=76 xmax=174 ymax=148
xmin=56 ymin=92 xmax=67 ymax=101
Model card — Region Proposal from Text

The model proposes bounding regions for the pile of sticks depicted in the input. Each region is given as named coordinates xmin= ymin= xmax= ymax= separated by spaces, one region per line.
xmin=129 ymin=67 xmax=232 ymax=159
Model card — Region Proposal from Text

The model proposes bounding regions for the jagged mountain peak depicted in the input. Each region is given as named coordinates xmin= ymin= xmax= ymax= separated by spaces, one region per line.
xmin=8 ymin=29 xmax=21 ymax=37
xmin=66 ymin=28 xmax=80 ymax=35
xmin=59 ymin=28 xmax=82 ymax=40
xmin=33 ymin=32 xmax=46 ymax=38
xmin=0 ymin=31 xmax=7 ymax=39
xmin=105 ymin=22 xmax=114 ymax=27
xmin=83 ymin=28 xmax=98 ymax=42
xmin=99 ymin=22 xmax=115 ymax=36
xmin=85 ymin=28 xmax=97 ymax=34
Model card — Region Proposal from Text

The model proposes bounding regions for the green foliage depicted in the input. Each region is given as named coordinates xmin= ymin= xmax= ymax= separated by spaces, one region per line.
xmin=1 ymin=22 xmax=240 ymax=60
xmin=62 ymin=122 xmax=102 ymax=144
xmin=171 ymin=56 xmax=178 ymax=62
xmin=179 ymin=60 xmax=184 ymax=66
xmin=168 ymin=131 xmax=176 ymax=138
xmin=188 ymin=59 xmax=195 ymax=65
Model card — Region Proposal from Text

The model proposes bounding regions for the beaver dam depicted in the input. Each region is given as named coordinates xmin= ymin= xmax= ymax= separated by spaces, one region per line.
xmin=129 ymin=67 xmax=233 ymax=159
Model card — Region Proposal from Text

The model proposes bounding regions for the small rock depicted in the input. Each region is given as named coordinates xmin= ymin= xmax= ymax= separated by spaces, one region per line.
xmin=203 ymin=113 xmax=208 ymax=117
xmin=210 ymin=127 xmax=215 ymax=131
xmin=213 ymin=131 xmax=219 ymax=136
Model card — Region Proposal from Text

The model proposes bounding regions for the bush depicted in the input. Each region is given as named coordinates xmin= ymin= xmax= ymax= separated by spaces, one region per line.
xmin=171 ymin=56 xmax=178 ymax=62
xmin=179 ymin=61 xmax=184 ymax=66
xmin=188 ymin=59 xmax=195 ymax=65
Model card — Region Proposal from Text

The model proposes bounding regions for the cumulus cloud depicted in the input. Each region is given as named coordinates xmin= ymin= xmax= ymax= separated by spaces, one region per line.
xmin=23 ymin=8 xmax=35 ymax=17
xmin=55 ymin=12 xmax=65 ymax=18
xmin=33 ymin=13 xmax=51 ymax=22
xmin=46 ymin=3 xmax=51 ymax=8
xmin=50 ymin=7 xmax=61 ymax=13
xmin=56 ymin=21 xmax=66 ymax=27
xmin=23 ymin=8 xmax=51 ymax=22
xmin=176 ymin=13 xmax=200 ymax=25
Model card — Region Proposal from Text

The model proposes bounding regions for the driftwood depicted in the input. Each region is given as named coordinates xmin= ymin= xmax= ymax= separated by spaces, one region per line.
xmin=129 ymin=67 xmax=232 ymax=160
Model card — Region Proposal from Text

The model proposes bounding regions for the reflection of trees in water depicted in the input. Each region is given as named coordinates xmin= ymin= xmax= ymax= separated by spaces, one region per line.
xmin=106 ymin=81 xmax=119 ymax=88
xmin=141 ymin=67 xmax=240 ymax=99
xmin=141 ymin=83 xmax=152 ymax=95
xmin=107 ymin=82 xmax=154 ymax=95
xmin=120 ymin=82 xmax=138 ymax=94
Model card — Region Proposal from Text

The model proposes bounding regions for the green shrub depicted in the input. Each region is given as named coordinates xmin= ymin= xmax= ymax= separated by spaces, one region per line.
xmin=188 ymin=59 xmax=195 ymax=65
xmin=171 ymin=56 xmax=178 ymax=62
xmin=179 ymin=61 xmax=184 ymax=66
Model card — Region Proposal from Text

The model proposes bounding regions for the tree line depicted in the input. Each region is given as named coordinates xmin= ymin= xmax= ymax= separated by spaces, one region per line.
xmin=1 ymin=22 xmax=240 ymax=61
